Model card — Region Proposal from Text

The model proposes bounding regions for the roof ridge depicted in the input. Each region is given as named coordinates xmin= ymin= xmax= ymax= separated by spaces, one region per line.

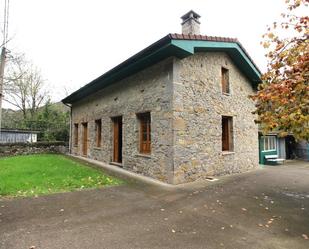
xmin=170 ymin=33 xmax=238 ymax=42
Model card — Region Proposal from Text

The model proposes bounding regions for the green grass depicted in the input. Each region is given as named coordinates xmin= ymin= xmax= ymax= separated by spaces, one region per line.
xmin=0 ymin=154 xmax=124 ymax=198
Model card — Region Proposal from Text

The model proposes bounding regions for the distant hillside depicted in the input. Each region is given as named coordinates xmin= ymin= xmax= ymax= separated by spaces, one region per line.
xmin=1 ymin=108 xmax=24 ymax=129
xmin=1 ymin=102 xmax=69 ymax=129
xmin=47 ymin=102 xmax=70 ymax=113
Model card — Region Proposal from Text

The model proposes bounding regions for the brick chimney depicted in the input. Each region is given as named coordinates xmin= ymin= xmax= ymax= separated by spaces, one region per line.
xmin=181 ymin=10 xmax=201 ymax=35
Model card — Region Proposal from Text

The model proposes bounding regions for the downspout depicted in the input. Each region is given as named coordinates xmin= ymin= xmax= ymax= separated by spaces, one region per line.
xmin=64 ymin=103 xmax=72 ymax=154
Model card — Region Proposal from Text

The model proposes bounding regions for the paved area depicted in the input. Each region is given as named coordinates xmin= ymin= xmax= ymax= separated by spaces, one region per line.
xmin=1 ymin=160 xmax=309 ymax=249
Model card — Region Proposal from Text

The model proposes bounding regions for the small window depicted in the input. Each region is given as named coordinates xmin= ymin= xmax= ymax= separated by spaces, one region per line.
xmin=222 ymin=116 xmax=233 ymax=151
xmin=74 ymin=123 xmax=78 ymax=146
xmin=221 ymin=67 xmax=230 ymax=94
xmin=262 ymin=136 xmax=276 ymax=151
xmin=137 ymin=112 xmax=151 ymax=154
xmin=95 ymin=119 xmax=102 ymax=147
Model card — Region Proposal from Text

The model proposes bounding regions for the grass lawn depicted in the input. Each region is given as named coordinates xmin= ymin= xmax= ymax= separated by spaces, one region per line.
xmin=0 ymin=154 xmax=124 ymax=198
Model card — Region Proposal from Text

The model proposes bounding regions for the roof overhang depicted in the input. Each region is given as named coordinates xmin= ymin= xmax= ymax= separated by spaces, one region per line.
xmin=0 ymin=128 xmax=40 ymax=134
xmin=62 ymin=34 xmax=261 ymax=104
xmin=170 ymin=39 xmax=261 ymax=84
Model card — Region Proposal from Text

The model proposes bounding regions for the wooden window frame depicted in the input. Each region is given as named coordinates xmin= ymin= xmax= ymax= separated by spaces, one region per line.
xmin=137 ymin=112 xmax=151 ymax=154
xmin=262 ymin=136 xmax=276 ymax=152
xmin=222 ymin=116 xmax=233 ymax=152
xmin=221 ymin=67 xmax=230 ymax=94
xmin=95 ymin=119 xmax=102 ymax=147
xmin=74 ymin=123 xmax=78 ymax=146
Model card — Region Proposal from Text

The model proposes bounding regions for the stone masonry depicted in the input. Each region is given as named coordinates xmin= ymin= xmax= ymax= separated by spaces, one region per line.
xmin=71 ymin=58 xmax=174 ymax=183
xmin=71 ymin=53 xmax=259 ymax=184
xmin=172 ymin=52 xmax=259 ymax=184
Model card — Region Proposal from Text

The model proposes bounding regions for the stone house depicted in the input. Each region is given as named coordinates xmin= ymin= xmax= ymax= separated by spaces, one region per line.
xmin=62 ymin=11 xmax=261 ymax=184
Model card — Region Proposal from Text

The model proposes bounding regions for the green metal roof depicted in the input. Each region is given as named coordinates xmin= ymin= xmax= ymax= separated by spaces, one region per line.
xmin=62 ymin=34 xmax=261 ymax=104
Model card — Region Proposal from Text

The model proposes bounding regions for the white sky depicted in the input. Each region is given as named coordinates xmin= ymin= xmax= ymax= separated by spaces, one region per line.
xmin=1 ymin=0 xmax=291 ymax=107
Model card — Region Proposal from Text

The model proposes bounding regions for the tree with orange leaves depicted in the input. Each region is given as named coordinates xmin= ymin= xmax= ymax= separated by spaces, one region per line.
xmin=251 ymin=0 xmax=309 ymax=140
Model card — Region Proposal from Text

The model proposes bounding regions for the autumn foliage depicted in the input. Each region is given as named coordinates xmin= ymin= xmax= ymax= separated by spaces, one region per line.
xmin=251 ymin=0 xmax=309 ymax=141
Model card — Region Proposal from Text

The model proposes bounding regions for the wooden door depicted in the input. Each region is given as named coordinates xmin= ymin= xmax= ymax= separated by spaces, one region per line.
xmin=222 ymin=117 xmax=229 ymax=151
xmin=82 ymin=122 xmax=88 ymax=156
xmin=113 ymin=117 xmax=122 ymax=163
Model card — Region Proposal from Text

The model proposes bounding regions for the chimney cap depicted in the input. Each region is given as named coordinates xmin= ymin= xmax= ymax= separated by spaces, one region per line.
xmin=181 ymin=10 xmax=201 ymax=21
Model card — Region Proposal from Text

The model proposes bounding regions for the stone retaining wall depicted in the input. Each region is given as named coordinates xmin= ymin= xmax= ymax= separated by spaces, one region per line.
xmin=0 ymin=142 xmax=68 ymax=157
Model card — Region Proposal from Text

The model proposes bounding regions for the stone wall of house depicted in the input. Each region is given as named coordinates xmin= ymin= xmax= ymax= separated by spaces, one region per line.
xmin=172 ymin=52 xmax=259 ymax=184
xmin=0 ymin=142 xmax=68 ymax=157
xmin=71 ymin=58 xmax=174 ymax=183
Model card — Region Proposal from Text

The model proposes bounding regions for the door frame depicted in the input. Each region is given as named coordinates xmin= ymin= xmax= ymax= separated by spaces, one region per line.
xmin=82 ymin=122 xmax=88 ymax=156
xmin=112 ymin=116 xmax=122 ymax=163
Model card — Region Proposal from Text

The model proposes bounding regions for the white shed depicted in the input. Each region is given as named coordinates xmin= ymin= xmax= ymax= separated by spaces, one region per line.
xmin=0 ymin=129 xmax=39 ymax=143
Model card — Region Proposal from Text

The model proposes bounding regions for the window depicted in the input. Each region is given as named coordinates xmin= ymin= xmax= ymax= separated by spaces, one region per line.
xmin=221 ymin=67 xmax=230 ymax=94
xmin=222 ymin=116 xmax=233 ymax=151
xmin=137 ymin=112 xmax=151 ymax=154
xmin=95 ymin=119 xmax=102 ymax=147
xmin=261 ymin=136 xmax=276 ymax=151
xmin=74 ymin=123 xmax=78 ymax=146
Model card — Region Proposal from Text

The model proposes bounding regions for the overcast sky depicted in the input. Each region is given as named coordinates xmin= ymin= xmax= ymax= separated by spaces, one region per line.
xmin=1 ymin=0 xmax=291 ymax=107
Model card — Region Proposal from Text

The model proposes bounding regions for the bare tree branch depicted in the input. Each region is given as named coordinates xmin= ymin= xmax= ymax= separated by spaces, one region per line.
xmin=3 ymin=53 xmax=50 ymax=120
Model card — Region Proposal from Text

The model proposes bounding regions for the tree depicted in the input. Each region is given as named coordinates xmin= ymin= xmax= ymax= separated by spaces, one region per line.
xmin=35 ymin=100 xmax=70 ymax=141
xmin=3 ymin=53 xmax=49 ymax=120
xmin=251 ymin=0 xmax=309 ymax=141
